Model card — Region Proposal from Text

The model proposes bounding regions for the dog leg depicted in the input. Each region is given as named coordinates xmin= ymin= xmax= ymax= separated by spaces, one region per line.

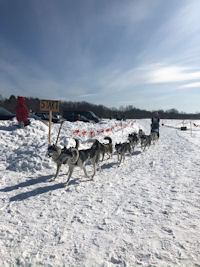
xmin=51 ymin=164 xmax=61 ymax=181
xmin=91 ymin=163 xmax=96 ymax=179
xmin=91 ymin=160 xmax=97 ymax=178
xmin=95 ymin=157 xmax=101 ymax=172
xmin=83 ymin=163 xmax=93 ymax=179
xmin=63 ymin=167 xmax=73 ymax=187
xmin=107 ymin=150 xmax=112 ymax=159
xmin=98 ymin=162 xmax=102 ymax=172
xmin=66 ymin=167 xmax=70 ymax=175
xmin=143 ymin=144 xmax=147 ymax=151
xmin=83 ymin=164 xmax=89 ymax=178
xmin=83 ymin=164 xmax=95 ymax=180
xmin=118 ymin=154 xmax=122 ymax=167
xmin=96 ymin=154 xmax=102 ymax=172
xmin=117 ymin=154 xmax=120 ymax=166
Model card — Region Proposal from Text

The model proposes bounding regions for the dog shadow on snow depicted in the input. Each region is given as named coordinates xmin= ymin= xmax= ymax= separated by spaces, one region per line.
xmin=1 ymin=174 xmax=53 ymax=193
xmin=4 ymin=173 xmax=95 ymax=202
xmin=99 ymin=150 xmax=141 ymax=170
xmin=1 ymin=174 xmax=72 ymax=202
xmin=101 ymin=161 xmax=117 ymax=170
xmin=132 ymin=150 xmax=141 ymax=156
xmin=5 ymin=151 xmax=142 ymax=202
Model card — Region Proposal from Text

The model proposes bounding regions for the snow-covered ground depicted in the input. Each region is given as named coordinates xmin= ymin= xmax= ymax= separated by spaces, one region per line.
xmin=0 ymin=118 xmax=200 ymax=267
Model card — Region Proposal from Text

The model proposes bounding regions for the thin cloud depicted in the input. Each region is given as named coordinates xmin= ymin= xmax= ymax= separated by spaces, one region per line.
xmin=147 ymin=65 xmax=200 ymax=84
xmin=77 ymin=93 xmax=99 ymax=98
xmin=179 ymin=82 xmax=200 ymax=89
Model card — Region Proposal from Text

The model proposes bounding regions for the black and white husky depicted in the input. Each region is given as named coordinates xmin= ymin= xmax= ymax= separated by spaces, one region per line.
xmin=115 ymin=142 xmax=132 ymax=166
xmin=128 ymin=132 xmax=139 ymax=150
xmin=140 ymin=134 xmax=152 ymax=151
xmin=98 ymin=136 xmax=113 ymax=161
xmin=47 ymin=144 xmax=78 ymax=182
xmin=48 ymin=139 xmax=101 ymax=186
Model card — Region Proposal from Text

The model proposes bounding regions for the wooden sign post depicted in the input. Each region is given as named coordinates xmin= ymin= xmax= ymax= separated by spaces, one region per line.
xmin=40 ymin=100 xmax=60 ymax=144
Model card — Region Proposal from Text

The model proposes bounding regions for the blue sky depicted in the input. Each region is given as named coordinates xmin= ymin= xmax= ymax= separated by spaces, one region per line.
xmin=0 ymin=0 xmax=200 ymax=113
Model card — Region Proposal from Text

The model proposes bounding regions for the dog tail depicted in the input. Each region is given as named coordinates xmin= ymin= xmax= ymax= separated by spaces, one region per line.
xmin=70 ymin=148 xmax=79 ymax=164
xmin=74 ymin=138 xmax=80 ymax=149
xmin=104 ymin=136 xmax=112 ymax=143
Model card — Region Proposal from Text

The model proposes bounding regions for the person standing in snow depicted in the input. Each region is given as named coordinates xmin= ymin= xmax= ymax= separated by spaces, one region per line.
xmin=151 ymin=112 xmax=160 ymax=137
xmin=15 ymin=96 xmax=30 ymax=127
xmin=77 ymin=114 xmax=81 ymax=121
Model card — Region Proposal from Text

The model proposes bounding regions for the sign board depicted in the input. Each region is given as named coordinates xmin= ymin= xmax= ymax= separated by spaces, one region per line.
xmin=40 ymin=100 xmax=59 ymax=113
xmin=40 ymin=99 xmax=60 ymax=144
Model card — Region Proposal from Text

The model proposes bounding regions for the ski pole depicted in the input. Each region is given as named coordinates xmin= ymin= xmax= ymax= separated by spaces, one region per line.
xmin=55 ymin=120 xmax=64 ymax=145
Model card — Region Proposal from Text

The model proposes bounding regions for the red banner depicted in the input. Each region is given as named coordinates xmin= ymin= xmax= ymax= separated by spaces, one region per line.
xmin=71 ymin=120 xmax=135 ymax=137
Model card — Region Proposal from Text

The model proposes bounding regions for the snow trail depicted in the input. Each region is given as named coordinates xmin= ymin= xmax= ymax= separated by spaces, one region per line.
xmin=0 ymin=118 xmax=200 ymax=266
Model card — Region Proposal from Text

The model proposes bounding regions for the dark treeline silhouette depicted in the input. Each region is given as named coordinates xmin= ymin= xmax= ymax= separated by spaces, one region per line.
xmin=0 ymin=95 xmax=200 ymax=120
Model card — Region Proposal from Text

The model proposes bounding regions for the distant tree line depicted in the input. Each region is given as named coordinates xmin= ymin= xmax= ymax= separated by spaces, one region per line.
xmin=0 ymin=94 xmax=200 ymax=120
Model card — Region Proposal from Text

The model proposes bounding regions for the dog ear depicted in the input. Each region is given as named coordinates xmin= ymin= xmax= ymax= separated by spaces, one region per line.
xmin=48 ymin=144 xmax=54 ymax=149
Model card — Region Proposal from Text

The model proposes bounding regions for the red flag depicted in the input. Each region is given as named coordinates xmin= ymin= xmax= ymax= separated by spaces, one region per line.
xmin=82 ymin=130 xmax=87 ymax=136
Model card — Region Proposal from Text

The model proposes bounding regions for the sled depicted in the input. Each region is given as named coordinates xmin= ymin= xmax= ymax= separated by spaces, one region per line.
xmin=151 ymin=128 xmax=159 ymax=133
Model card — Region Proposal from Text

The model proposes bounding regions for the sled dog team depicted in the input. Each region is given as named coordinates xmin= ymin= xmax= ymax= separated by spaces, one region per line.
xmin=48 ymin=129 xmax=159 ymax=187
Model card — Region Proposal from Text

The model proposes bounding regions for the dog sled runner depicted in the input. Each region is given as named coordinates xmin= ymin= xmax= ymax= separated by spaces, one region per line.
xmin=151 ymin=123 xmax=159 ymax=138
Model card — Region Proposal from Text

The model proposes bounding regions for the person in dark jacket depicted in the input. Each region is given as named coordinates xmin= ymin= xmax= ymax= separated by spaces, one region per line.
xmin=15 ymin=96 xmax=30 ymax=127
xmin=151 ymin=112 xmax=160 ymax=137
